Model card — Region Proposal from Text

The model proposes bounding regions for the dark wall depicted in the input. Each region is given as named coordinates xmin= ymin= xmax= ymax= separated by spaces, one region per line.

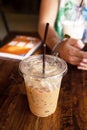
xmin=0 ymin=0 xmax=41 ymax=14
xmin=11 ymin=0 xmax=41 ymax=14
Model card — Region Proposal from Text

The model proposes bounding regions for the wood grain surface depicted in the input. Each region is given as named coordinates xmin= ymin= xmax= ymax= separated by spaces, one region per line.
xmin=0 ymin=57 xmax=87 ymax=130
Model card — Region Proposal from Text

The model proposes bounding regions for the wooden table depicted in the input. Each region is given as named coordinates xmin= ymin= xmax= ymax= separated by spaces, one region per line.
xmin=0 ymin=56 xmax=87 ymax=130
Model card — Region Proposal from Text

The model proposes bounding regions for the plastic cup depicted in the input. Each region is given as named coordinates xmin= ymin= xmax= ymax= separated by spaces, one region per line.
xmin=19 ymin=55 xmax=67 ymax=117
xmin=62 ymin=20 xmax=85 ymax=39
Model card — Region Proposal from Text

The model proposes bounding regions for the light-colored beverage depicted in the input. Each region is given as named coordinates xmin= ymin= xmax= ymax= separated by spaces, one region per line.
xmin=62 ymin=20 xmax=85 ymax=39
xmin=19 ymin=55 xmax=67 ymax=117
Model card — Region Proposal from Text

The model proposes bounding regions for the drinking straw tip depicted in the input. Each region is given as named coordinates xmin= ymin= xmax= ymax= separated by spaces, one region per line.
xmin=42 ymin=22 xmax=49 ymax=76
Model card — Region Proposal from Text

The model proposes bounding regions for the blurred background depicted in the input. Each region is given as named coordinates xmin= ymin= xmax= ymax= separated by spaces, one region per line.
xmin=0 ymin=0 xmax=41 ymax=40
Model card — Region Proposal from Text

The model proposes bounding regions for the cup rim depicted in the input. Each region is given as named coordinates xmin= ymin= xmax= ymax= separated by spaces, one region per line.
xmin=19 ymin=54 xmax=68 ymax=78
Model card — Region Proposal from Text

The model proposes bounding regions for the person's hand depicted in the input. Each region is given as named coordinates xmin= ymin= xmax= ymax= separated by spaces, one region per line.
xmin=58 ymin=38 xmax=87 ymax=70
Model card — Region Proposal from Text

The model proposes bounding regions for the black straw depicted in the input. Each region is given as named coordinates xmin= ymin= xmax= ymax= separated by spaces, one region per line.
xmin=75 ymin=0 xmax=83 ymax=20
xmin=79 ymin=0 xmax=83 ymax=7
xmin=42 ymin=23 xmax=49 ymax=76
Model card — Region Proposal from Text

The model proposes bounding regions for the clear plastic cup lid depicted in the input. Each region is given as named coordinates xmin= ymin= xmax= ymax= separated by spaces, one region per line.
xmin=19 ymin=55 xmax=67 ymax=78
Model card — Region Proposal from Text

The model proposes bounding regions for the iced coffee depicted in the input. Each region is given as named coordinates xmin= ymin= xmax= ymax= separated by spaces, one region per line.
xmin=19 ymin=55 xmax=67 ymax=117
